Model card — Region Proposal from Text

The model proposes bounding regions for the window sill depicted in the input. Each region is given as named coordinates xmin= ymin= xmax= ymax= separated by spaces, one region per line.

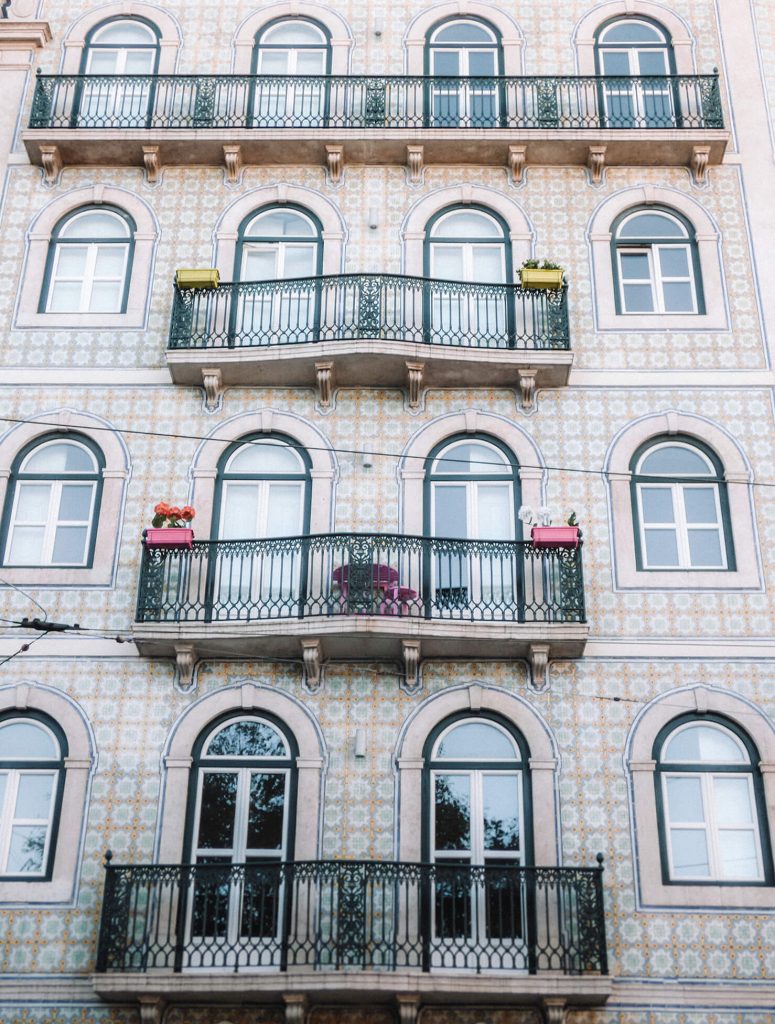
xmin=15 ymin=310 xmax=146 ymax=330
xmin=599 ymin=311 xmax=727 ymax=332
xmin=0 ymin=565 xmax=114 ymax=587
xmin=614 ymin=565 xmax=761 ymax=591
xmin=639 ymin=877 xmax=775 ymax=910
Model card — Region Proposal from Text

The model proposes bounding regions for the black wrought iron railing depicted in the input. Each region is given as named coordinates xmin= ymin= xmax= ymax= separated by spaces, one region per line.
xmin=135 ymin=533 xmax=585 ymax=625
xmin=168 ymin=275 xmax=570 ymax=351
xmin=95 ymin=858 xmax=607 ymax=975
xmin=29 ymin=72 xmax=724 ymax=131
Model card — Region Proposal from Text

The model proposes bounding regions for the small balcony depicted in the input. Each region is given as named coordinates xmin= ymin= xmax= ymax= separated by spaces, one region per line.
xmin=165 ymin=274 xmax=571 ymax=405
xmin=93 ymin=859 xmax=610 ymax=1011
xmin=24 ymin=73 xmax=727 ymax=179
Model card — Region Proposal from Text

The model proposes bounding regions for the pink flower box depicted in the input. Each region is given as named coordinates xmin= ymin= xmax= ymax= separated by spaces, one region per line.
xmin=145 ymin=527 xmax=194 ymax=550
xmin=531 ymin=526 xmax=580 ymax=549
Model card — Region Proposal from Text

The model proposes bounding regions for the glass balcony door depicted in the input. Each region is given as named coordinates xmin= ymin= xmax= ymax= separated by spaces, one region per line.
xmin=240 ymin=243 xmax=319 ymax=344
xmin=80 ymin=20 xmax=158 ymax=126
xmin=597 ymin=20 xmax=675 ymax=127
xmin=253 ymin=20 xmax=329 ymax=126
xmin=428 ymin=20 xmax=501 ymax=127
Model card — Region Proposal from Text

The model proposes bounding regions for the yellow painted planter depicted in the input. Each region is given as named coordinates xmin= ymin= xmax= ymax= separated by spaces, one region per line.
xmin=520 ymin=268 xmax=564 ymax=290
xmin=175 ymin=268 xmax=220 ymax=289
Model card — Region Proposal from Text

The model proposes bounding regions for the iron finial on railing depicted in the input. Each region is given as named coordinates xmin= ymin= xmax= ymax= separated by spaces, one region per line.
xmin=596 ymin=851 xmax=605 ymax=869
xmin=104 ymin=849 xmax=113 ymax=866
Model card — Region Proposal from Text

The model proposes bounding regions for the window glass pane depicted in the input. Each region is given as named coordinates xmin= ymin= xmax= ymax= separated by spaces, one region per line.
xmin=638 ymin=50 xmax=669 ymax=75
xmin=197 ymin=772 xmax=238 ymax=849
xmin=7 ymin=825 xmax=47 ymax=874
xmin=245 ymin=210 xmax=316 ymax=237
xmin=713 ymin=777 xmax=754 ymax=826
xmin=15 ymin=774 xmax=54 ymax=820
xmin=601 ymin=21 xmax=665 ymax=44
xmin=265 ymin=483 xmax=303 ymax=536
xmin=717 ymin=830 xmax=760 ymax=879
xmin=60 ymin=211 xmax=130 ymax=239
xmin=94 ymin=246 xmax=127 ymax=277
xmin=87 ymin=51 xmax=118 ymax=75
xmin=483 ymin=775 xmax=520 ymax=851
xmin=7 ymin=527 xmax=45 ymax=565
xmin=666 ymin=776 xmax=704 ymax=823
xmin=24 ymin=441 xmax=97 ymax=474
xmin=0 ymin=722 xmax=58 ymax=758
xmin=644 ymin=528 xmax=679 ymax=566
xmin=432 ymin=50 xmax=459 ymax=76
xmin=434 ymin=485 xmax=467 ymax=538
xmin=226 ymin=441 xmax=303 ymax=474
xmin=435 ymin=774 xmax=471 ymax=850
xmin=206 ymin=720 xmax=287 ymax=758
xmin=242 ymin=248 xmax=278 ymax=282
xmin=640 ymin=487 xmax=674 ymax=524
xmin=0 ymin=774 xmax=6 ymax=811
xmin=470 ymin=246 xmax=504 ymax=282
xmin=52 ymin=525 xmax=89 ymax=564
xmin=657 ymin=247 xmax=690 ymax=277
xmin=14 ymin=483 xmax=51 ymax=522
xmin=670 ymin=828 xmax=710 ymax=877
xmin=262 ymin=21 xmax=326 ymax=45
xmin=662 ymin=282 xmax=695 ymax=313
xmin=432 ymin=245 xmax=465 ymax=279
xmin=623 ymin=284 xmax=655 ymax=313
xmin=664 ymin=724 xmax=747 ymax=763
xmin=220 ymin=483 xmax=259 ymax=539
xmin=282 ymin=244 xmax=317 ymax=278
xmin=259 ymin=50 xmax=288 ymax=74
xmin=296 ymin=50 xmax=326 ymax=74
xmin=436 ymin=722 xmax=516 ymax=759
xmin=246 ymin=772 xmax=285 ymax=849
xmin=687 ymin=529 xmax=723 ymax=567
xmin=48 ymin=282 xmax=83 ymax=312
xmin=55 ymin=247 xmax=88 ymax=277
xmin=433 ymin=441 xmax=508 ymax=474
xmin=124 ymin=50 xmax=155 ymax=74
xmin=683 ymin=487 xmax=718 ymax=524
xmin=618 ymin=213 xmax=686 ymax=238
xmin=89 ymin=281 xmax=123 ymax=313
xmin=433 ymin=22 xmax=495 ymax=44
xmin=92 ymin=21 xmax=157 ymax=46
xmin=477 ymin=484 xmax=512 ymax=539
xmin=58 ymin=484 xmax=94 ymax=522
xmin=468 ymin=51 xmax=496 ymax=76
xmin=619 ymin=252 xmax=651 ymax=281
xmin=639 ymin=445 xmax=712 ymax=476
xmin=432 ymin=210 xmax=502 ymax=238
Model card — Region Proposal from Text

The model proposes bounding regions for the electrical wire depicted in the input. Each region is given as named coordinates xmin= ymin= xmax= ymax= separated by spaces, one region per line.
xmin=0 ymin=629 xmax=50 ymax=669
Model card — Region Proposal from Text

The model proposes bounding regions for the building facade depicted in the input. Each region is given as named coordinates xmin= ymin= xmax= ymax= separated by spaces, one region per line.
xmin=0 ymin=1 xmax=774 ymax=1022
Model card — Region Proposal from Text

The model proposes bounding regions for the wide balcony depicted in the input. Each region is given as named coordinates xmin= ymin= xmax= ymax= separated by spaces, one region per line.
xmin=24 ymin=73 xmax=727 ymax=179
xmin=93 ymin=859 xmax=610 ymax=1011
xmin=132 ymin=533 xmax=588 ymax=686
xmin=165 ymin=274 xmax=571 ymax=406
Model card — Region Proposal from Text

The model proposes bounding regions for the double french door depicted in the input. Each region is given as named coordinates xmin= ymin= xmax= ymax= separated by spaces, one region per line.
xmin=599 ymin=46 xmax=674 ymax=127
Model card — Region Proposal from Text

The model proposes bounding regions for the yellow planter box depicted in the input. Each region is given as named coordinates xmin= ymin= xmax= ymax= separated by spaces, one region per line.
xmin=520 ymin=268 xmax=564 ymax=290
xmin=175 ymin=268 xmax=220 ymax=290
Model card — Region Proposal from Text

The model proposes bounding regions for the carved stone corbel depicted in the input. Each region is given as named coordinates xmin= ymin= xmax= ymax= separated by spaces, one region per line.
xmin=174 ymin=644 xmax=196 ymax=690
xmin=587 ymin=145 xmax=606 ymax=184
xmin=529 ymin=643 xmax=551 ymax=692
xmin=542 ymin=998 xmax=567 ymax=1024
xmin=401 ymin=640 xmax=421 ymax=693
xmin=40 ymin=145 xmax=62 ymax=184
xmin=223 ymin=144 xmax=243 ymax=184
xmin=325 ymin=145 xmax=344 ymax=184
xmin=406 ymin=145 xmax=424 ymax=184
xmin=517 ymin=368 xmax=538 ymax=410
xmin=138 ymin=997 xmax=166 ymax=1024
xmin=142 ymin=145 xmax=160 ymax=184
xmin=315 ymin=361 xmax=334 ymax=408
xmin=201 ymin=367 xmax=223 ymax=412
xmin=405 ymin=361 xmax=424 ymax=409
xmin=396 ymin=995 xmax=420 ymax=1024
xmin=283 ymin=994 xmax=307 ymax=1024
xmin=690 ymin=144 xmax=711 ymax=184
xmin=508 ymin=144 xmax=527 ymax=184
xmin=300 ymin=639 xmax=322 ymax=691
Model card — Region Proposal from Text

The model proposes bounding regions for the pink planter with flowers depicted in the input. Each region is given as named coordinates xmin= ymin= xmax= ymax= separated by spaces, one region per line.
xmin=531 ymin=526 xmax=580 ymax=549
xmin=145 ymin=527 xmax=194 ymax=550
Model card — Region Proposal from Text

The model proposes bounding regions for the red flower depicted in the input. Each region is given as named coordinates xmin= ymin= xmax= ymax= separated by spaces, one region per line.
xmin=181 ymin=506 xmax=196 ymax=521
xmin=154 ymin=502 xmax=171 ymax=516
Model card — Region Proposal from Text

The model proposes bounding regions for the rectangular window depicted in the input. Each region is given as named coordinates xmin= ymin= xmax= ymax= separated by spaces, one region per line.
xmin=618 ymin=244 xmax=696 ymax=314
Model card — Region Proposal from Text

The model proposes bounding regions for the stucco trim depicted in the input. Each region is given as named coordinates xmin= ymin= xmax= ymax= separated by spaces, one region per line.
xmin=403 ymin=2 xmax=524 ymax=75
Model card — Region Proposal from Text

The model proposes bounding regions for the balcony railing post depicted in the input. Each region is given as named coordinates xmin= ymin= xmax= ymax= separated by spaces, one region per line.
xmin=595 ymin=854 xmax=608 ymax=975
xmin=525 ymin=868 xmax=538 ymax=975
xmin=95 ymin=851 xmax=115 ymax=973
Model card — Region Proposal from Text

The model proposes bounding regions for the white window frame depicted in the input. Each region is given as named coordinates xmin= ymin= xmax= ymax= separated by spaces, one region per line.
xmin=429 ymin=20 xmax=500 ymax=127
xmin=46 ymin=242 xmax=129 ymax=315
xmin=636 ymin=480 xmax=726 ymax=570
xmin=617 ymin=243 xmax=697 ymax=315
xmin=0 ymin=769 xmax=59 ymax=877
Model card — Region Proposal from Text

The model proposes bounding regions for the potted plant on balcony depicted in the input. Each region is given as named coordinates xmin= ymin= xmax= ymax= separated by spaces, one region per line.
xmin=519 ymin=505 xmax=581 ymax=548
xmin=175 ymin=268 xmax=220 ymax=289
xmin=145 ymin=502 xmax=196 ymax=550
xmin=519 ymin=259 xmax=565 ymax=290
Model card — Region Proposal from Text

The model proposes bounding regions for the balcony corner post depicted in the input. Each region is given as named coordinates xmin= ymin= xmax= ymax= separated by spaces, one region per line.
xmin=541 ymin=998 xmax=568 ymax=1024
xmin=396 ymin=995 xmax=421 ymax=1024
xmin=528 ymin=643 xmax=551 ymax=692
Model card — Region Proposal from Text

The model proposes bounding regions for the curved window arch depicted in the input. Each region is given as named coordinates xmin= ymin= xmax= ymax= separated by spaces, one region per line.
xmin=655 ymin=714 xmax=772 ymax=883
xmin=630 ymin=435 xmax=733 ymax=571
xmin=251 ymin=17 xmax=332 ymax=126
xmin=426 ymin=17 xmax=503 ymax=126
xmin=0 ymin=711 xmax=67 ymax=879
xmin=1 ymin=434 xmax=105 ymax=568
xmin=184 ymin=711 xmax=297 ymax=960
xmin=612 ymin=206 xmax=702 ymax=315
xmin=595 ymin=16 xmax=676 ymax=128
xmin=40 ymin=206 xmax=135 ymax=315
xmin=78 ymin=17 xmax=161 ymax=126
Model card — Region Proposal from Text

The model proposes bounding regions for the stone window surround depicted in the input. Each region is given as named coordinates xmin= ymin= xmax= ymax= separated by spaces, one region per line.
xmin=394 ymin=683 xmax=560 ymax=864
xmin=58 ymin=1 xmax=182 ymax=74
xmin=604 ymin=410 xmax=761 ymax=590
xmin=401 ymin=185 xmax=534 ymax=278
xmin=626 ymin=685 xmax=775 ymax=909
xmin=212 ymin=185 xmax=346 ymax=281
xmin=573 ymin=0 xmax=696 ymax=75
xmin=398 ymin=410 xmax=546 ymax=535
xmin=188 ymin=409 xmax=338 ymax=540
xmin=15 ymin=185 xmax=159 ymax=330
xmin=403 ymin=1 xmax=524 ymax=75
xmin=588 ymin=186 xmax=729 ymax=332
xmin=157 ymin=682 xmax=327 ymax=865
xmin=0 ymin=682 xmax=95 ymax=906
xmin=232 ymin=1 xmax=353 ymax=75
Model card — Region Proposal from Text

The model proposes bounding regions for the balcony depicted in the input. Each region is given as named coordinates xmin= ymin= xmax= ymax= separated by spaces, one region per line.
xmin=166 ymin=274 xmax=570 ymax=405
xmin=93 ymin=859 xmax=610 ymax=1011
xmin=132 ymin=532 xmax=588 ymax=685
xmin=24 ymin=73 xmax=727 ymax=180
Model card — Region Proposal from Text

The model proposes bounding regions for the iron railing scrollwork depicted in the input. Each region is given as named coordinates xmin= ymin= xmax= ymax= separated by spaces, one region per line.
xmin=167 ymin=274 xmax=570 ymax=352
xmin=135 ymin=532 xmax=585 ymax=626
xmin=29 ymin=72 xmax=724 ymax=131
xmin=95 ymin=859 xmax=608 ymax=975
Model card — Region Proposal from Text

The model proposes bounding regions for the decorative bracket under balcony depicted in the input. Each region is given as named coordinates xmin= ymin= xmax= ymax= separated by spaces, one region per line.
xmin=300 ymin=639 xmax=322 ymax=691
xmin=174 ymin=643 xmax=196 ymax=690
xmin=201 ymin=367 xmax=223 ymax=412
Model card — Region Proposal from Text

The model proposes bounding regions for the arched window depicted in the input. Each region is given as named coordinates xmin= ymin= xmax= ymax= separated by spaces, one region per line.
xmin=655 ymin=715 xmax=772 ymax=883
xmin=631 ymin=436 xmax=733 ymax=571
xmin=1 ymin=434 xmax=104 ymax=568
xmin=79 ymin=18 xmax=161 ymax=126
xmin=185 ymin=713 xmax=297 ymax=963
xmin=234 ymin=206 xmax=323 ymax=345
xmin=425 ymin=206 xmax=512 ymax=346
xmin=40 ymin=207 xmax=135 ymax=315
xmin=426 ymin=18 xmax=503 ymax=126
xmin=252 ymin=18 xmax=331 ymax=126
xmin=424 ymin=713 xmax=530 ymax=944
xmin=595 ymin=18 xmax=676 ymax=128
xmin=0 ymin=713 xmax=67 ymax=878
xmin=612 ymin=207 xmax=702 ymax=315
